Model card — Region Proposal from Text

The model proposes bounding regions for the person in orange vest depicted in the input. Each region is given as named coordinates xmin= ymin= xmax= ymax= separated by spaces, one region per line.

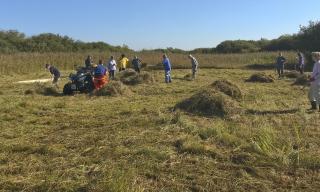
xmin=92 ymin=60 xmax=108 ymax=91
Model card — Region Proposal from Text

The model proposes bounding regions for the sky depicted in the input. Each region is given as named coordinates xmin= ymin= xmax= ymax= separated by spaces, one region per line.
xmin=0 ymin=0 xmax=319 ymax=50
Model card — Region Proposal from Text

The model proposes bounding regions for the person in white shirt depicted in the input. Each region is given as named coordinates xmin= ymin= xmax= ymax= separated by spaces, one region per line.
xmin=107 ymin=56 xmax=117 ymax=80
xmin=308 ymin=52 xmax=320 ymax=111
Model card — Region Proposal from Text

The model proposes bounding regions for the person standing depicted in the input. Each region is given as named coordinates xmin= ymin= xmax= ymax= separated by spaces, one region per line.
xmin=308 ymin=52 xmax=320 ymax=111
xmin=85 ymin=55 xmax=93 ymax=68
xmin=276 ymin=52 xmax=287 ymax=79
xmin=45 ymin=64 xmax=60 ymax=88
xmin=119 ymin=54 xmax=129 ymax=72
xmin=107 ymin=56 xmax=117 ymax=80
xmin=92 ymin=60 xmax=108 ymax=91
xmin=297 ymin=52 xmax=305 ymax=74
xmin=163 ymin=54 xmax=172 ymax=83
xmin=132 ymin=56 xmax=142 ymax=73
xmin=188 ymin=54 xmax=199 ymax=79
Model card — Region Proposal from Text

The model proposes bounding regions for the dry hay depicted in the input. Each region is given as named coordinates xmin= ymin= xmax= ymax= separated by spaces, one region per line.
xmin=283 ymin=71 xmax=301 ymax=79
xmin=175 ymin=88 xmax=241 ymax=118
xmin=211 ymin=80 xmax=242 ymax=100
xmin=95 ymin=81 xmax=132 ymax=96
xmin=246 ymin=73 xmax=274 ymax=83
xmin=293 ymin=74 xmax=310 ymax=86
xmin=116 ymin=69 xmax=154 ymax=85
xmin=184 ymin=74 xmax=193 ymax=81
xmin=25 ymin=83 xmax=60 ymax=96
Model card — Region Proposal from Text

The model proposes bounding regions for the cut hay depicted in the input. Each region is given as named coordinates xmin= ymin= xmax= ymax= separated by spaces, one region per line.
xmin=116 ymin=69 xmax=154 ymax=85
xmin=95 ymin=81 xmax=132 ymax=96
xmin=26 ymin=83 xmax=60 ymax=96
xmin=283 ymin=71 xmax=301 ymax=79
xmin=211 ymin=80 xmax=242 ymax=100
xmin=246 ymin=73 xmax=274 ymax=83
xmin=293 ymin=74 xmax=310 ymax=86
xmin=184 ymin=74 xmax=193 ymax=81
xmin=175 ymin=88 xmax=241 ymax=118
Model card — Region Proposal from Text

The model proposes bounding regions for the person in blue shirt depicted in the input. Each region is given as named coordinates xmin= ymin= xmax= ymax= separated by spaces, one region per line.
xmin=162 ymin=54 xmax=172 ymax=83
xmin=276 ymin=52 xmax=287 ymax=79
xmin=93 ymin=60 xmax=108 ymax=90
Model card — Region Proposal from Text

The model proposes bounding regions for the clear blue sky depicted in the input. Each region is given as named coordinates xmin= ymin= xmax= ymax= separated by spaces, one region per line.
xmin=0 ymin=0 xmax=319 ymax=50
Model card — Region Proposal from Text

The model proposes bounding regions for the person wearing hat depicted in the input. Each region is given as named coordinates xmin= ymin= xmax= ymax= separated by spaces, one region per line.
xmin=308 ymin=52 xmax=320 ymax=111
xmin=45 ymin=64 xmax=60 ymax=88
xmin=119 ymin=54 xmax=129 ymax=72
xmin=92 ymin=60 xmax=108 ymax=91
xmin=162 ymin=54 xmax=172 ymax=83
xmin=107 ymin=56 xmax=117 ymax=80
xmin=188 ymin=54 xmax=199 ymax=79
xmin=132 ymin=56 xmax=142 ymax=73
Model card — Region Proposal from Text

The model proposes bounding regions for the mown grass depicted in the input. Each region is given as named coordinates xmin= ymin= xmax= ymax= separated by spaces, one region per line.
xmin=0 ymin=67 xmax=320 ymax=191
xmin=0 ymin=51 xmax=297 ymax=74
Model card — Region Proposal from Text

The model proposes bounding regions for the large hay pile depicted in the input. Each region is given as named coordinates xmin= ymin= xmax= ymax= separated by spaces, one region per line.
xmin=95 ymin=81 xmax=132 ymax=96
xmin=211 ymin=80 xmax=242 ymax=100
xmin=293 ymin=74 xmax=310 ymax=86
xmin=246 ymin=73 xmax=274 ymax=83
xmin=116 ymin=69 xmax=154 ymax=85
xmin=175 ymin=88 xmax=241 ymax=118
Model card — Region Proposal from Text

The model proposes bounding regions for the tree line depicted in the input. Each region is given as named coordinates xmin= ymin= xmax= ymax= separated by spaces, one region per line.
xmin=0 ymin=21 xmax=319 ymax=54
xmin=0 ymin=31 xmax=132 ymax=53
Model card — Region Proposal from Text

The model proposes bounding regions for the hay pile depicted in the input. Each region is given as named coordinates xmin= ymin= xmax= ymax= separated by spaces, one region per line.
xmin=246 ymin=73 xmax=274 ymax=83
xmin=116 ymin=69 xmax=154 ymax=85
xmin=293 ymin=74 xmax=310 ymax=86
xmin=283 ymin=71 xmax=300 ymax=79
xmin=25 ymin=83 xmax=60 ymax=96
xmin=211 ymin=80 xmax=242 ymax=100
xmin=95 ymin=81 xmax=132 ymax=96
xmin=175 ymin=88 xmax=241 ymax=118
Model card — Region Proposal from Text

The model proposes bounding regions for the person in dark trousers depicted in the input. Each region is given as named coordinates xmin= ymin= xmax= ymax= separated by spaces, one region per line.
xmin=107 ymin=56 xmax=117 ymax=80
xmin=162 ymin=54 xmax=172 ymax=83
xmin=132 ymin=56 xmax=142 ymax=73
xmin=85 ymin=55 xmax=93 ymax=68
xmin=188 ymin=54 xmax=199 ymax=79
xmin=276 ymin=52 xmax=287 ymax=79
xmin=45 ymin=64 xmax=61 ymax=88
xmin=296 ymin=52 xmax=305 ymax=74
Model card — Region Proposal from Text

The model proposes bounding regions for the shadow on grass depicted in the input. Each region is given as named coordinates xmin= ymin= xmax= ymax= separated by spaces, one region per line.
xmin=246 ymin=108 xmax=299 ymax=115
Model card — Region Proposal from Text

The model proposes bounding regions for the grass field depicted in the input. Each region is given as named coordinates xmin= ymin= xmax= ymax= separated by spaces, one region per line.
xmin=0 ymin=66 xmax=320 ymax=191
xmin=0 ymin=51 xmax=297 ymax=74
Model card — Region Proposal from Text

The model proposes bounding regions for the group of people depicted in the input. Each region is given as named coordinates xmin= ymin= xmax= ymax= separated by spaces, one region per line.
xmin=45 ymin=53 xmax=199 ymax=90
xmin=44 ymin=51 xmax=320 ymax=112
xmin=275 ymin=51 xmax=320 ymax=111
xmin=275 ymin=51 xmax=305 ymax=79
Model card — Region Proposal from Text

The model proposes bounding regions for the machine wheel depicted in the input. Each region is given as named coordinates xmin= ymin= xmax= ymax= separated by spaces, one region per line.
xmin=63 ymin=83 xmax=74 ymax=95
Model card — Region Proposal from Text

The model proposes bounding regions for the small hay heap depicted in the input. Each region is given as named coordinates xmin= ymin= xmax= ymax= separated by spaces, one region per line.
xmin=246 ymin=73 xmax=274 ymax=83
